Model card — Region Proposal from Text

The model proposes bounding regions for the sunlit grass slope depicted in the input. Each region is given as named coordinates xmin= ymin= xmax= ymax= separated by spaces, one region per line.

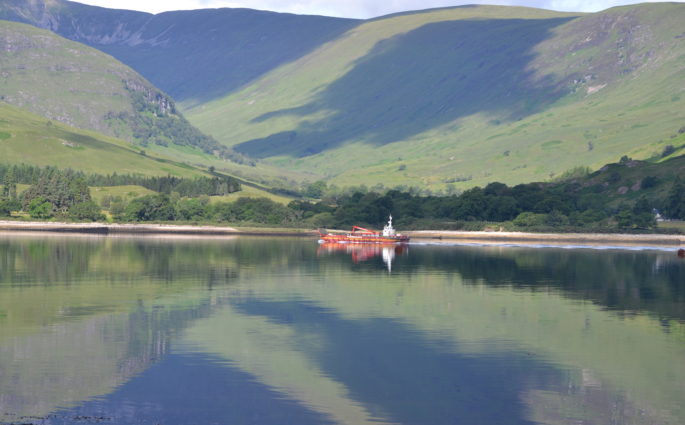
xmin=186 ymin=4 xmax=685 ymax=190
xmin=0 ymin=19 xmax=230 ymax=162
xmin=0 ymin=101 xmax=201 ymax=177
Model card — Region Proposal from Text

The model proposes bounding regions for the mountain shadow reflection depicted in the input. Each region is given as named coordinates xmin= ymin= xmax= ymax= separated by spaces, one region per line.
xmin=232 ymin=298 xmax=558 ymax=425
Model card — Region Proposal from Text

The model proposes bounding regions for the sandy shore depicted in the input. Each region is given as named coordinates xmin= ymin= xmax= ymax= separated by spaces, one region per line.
xmin=405 ymin=230 xmax=684 ymax=247
xmin=0 ymin=221 xmax=682 ymax=248
xmin=0 ymin=220 xmax=316 ymax=237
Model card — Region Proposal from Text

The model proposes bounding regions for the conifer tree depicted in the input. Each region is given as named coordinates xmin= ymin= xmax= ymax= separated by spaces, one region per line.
xmin=1 ymin=167 xmax=17 ymax=201
xmin=665 ymin=177 xmax=685 ymax=219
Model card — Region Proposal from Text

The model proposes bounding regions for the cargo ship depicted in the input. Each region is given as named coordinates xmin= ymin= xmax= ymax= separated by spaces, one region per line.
xmin=318 ymin=215 xmax=409 ymax=244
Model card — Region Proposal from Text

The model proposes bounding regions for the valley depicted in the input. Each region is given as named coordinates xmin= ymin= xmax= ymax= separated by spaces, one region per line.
xmin=0 ymin=0 xmax=684 ymax=228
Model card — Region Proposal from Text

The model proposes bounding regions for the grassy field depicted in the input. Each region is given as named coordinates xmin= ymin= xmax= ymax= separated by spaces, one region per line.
xmin=186 ymin=4 xmax=685 ymax=190
xmin=209 ymin=185 xmax=295 ymax=205
xmin=658 ymin=221 xmax=685 ymax=233
xmin=0 ymin=102 xmax=204 ymax=177
xmin=89 ymin=186 xmax=157 ymax=204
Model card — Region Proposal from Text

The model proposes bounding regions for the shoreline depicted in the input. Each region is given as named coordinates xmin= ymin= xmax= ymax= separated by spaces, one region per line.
xmin=405 ymin=230 xmax=685 ymax=247
xmin=0 ymin=220 xmax=316 ymax=237
xmin=0 ymin=220 xmax=683 ymax=248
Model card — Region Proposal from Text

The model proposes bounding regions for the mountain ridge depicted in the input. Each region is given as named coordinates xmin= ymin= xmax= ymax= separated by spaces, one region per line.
xmin=2 ymin=1 xmax=685 ymax=191
xmin=0 ymin=0 xmax=360 ymax=104
xmin=184 ymin=3 xmax=685 ymax=189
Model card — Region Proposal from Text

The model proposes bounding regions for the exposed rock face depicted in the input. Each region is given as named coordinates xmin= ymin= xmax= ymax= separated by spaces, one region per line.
xmin=0 ymin=0 xmax=153 ymax=46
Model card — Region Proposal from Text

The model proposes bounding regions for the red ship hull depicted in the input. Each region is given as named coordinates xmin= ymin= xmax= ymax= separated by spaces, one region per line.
xmin=319 ymin=234 xmax=409 ymax=244
xmin=318 ymin=224 xmax=409 ymax=244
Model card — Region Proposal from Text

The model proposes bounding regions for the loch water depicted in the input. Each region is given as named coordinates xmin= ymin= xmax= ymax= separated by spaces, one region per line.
xmin=0 ymin=234 xmax=683 ymax=425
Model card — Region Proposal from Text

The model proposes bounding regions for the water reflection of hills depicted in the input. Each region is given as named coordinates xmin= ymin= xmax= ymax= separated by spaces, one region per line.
xmin=0 ymin=302 xmax=216 ymax=418
xmin=2 ymin=236 xmax=682 ymax=323
xmin=0 ymin=236 xmax=683 ymax=424
xmin=316 ymin=241 xmax=684 ymax=322
xmin=397 ymin=245 xmax=685 ymax=322
xmin=0 ymin=235 xmax=240 ymax=419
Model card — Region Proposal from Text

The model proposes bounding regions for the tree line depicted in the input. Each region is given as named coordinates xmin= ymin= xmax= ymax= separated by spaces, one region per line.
xmin=2 ymin=163 xmax=684 ymax=231
xmin=0 ymin=164 xmax=241 ymax=197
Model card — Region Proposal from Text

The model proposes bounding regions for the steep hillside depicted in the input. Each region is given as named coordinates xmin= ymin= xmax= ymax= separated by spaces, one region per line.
xmin=0 ymin=101 xmax=203 ymax=176
xmin=0 ymin=19 xmax=243 ymax=162
xmin=0 ymin=0 xmax=359 ymax=106
xmin=185 ymin=4 xmax=685 ymax=189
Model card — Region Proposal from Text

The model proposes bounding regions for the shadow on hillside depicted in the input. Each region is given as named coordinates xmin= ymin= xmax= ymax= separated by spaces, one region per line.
xmin=97 ymin=9 xmax=360 ymax=105
xmin=235 ymin=17 xmax=576 ymax=158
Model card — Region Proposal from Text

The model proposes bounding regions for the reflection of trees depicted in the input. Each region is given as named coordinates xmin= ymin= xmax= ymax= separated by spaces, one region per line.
xmin=0 ymin=238 xmax=98 ymax=285
xmin=366 ymin=246 xmax=685 ymax=322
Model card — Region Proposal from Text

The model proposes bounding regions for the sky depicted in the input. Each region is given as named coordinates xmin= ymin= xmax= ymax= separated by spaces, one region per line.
xmin=74 ymin=0 xmax=679 ymax=17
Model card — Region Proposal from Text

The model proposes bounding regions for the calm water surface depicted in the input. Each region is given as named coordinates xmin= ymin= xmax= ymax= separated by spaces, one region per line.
xmin=0 ymin=235 xmax=683 ymax=425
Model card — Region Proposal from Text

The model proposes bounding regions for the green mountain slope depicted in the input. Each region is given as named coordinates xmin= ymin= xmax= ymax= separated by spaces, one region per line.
xmin=0 ymin=19 xmax=243 ymax=162
xmin=184 ymin=4 xmax=685 ymax=189
xmin=0 ymin=0 xmax=359 ymax=106
xmin=0 ymin=101 xmax=202 ymax=176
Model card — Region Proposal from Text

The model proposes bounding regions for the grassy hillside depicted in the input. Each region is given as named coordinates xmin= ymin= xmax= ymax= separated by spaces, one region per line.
xmin=0 ymin=101 xmax=203 ymax=177
xmin=185 ymin=4 xmax=685 ymax=190
xmin=0 ymin=0 xmax=359 ymax=106
xmin=559 ymin=145 xmax=685 ymax=208
xmin=0 ymin=19 xmax=242 ymax=162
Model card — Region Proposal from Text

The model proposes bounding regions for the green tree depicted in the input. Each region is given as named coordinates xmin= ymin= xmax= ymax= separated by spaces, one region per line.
xmin=176 ymin=197 xmax=209 ymax=221
xmin=1 ymin=167 xmax=17 ymax=201
xmin=0 ymin=201 xmax=11 ymax=217
xmin=631 ymin=197 xmax=656 ymax=229
xmin=0 ymin=199 xmax=21 ymax=216
xmin=512 ymin=212 xmax=547 ymax=227
xmin=304 ymin=180 xmax=328 ymax=199
xmin=28 ymin=197 xmax=54 ymax=219
xmin=664 ymin=178 xmax=685 ymax=219
xmin=68 ymin=201 xmax=105 ymax=222
xmin=615 ymin=205 xmax=633 ymax=229
xmin=22 ymin=170 xmax=91 ymax=213
xmin=122 ymin=194 xmax=176 ymax=222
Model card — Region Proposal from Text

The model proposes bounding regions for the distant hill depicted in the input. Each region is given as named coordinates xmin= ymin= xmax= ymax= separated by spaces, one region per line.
xmin=0 ymin=101 xmax=203 ymax=177
xmin=0 ymin=19 xmax=245 ymax=162
xmin=184 ymin=4 xmax=685 ymax=189
xmin=0 ymin=0 xmax=359 ymax=106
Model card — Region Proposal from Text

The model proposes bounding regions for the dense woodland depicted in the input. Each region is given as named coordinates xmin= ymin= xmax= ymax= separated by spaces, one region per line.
xmin=1 ymin=161 xmax=684 ymax=231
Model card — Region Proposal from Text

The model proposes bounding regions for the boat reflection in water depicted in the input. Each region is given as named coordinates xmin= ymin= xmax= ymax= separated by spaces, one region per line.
xmin=317 ymin=242 xmax=408 ymax=272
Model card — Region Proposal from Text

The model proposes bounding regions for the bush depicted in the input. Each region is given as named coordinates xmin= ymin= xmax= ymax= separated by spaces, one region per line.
xmin=307 ymin=212 xmax=335 ymax=227
xmin=28 ymin=197 xmax=54 ymax=219
xmin=513 ymin=212 xmax=547 ymax=227
xmin=641 ymin=175 xmax=659 ymax=189
xmin=213 ymin=197 xmax=295 ymax=224
xmin=122 ymin=194 xmax=176 ymax=222
xmin=0 ymin=201 xmax=11 ymax=217
xmin=176 ymin=197 xmax=209 ymax=221
xmin=0 ymin=199 xmax=21 ymax=217
xmin=545 ymin=210 xmax=570 ymax=227
xmin=68 ymin=201 xmax=105 ymax=222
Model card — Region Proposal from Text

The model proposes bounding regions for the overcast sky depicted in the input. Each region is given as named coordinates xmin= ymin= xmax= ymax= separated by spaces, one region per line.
xmin=75 ymin=0 xmax=680 ymax=17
